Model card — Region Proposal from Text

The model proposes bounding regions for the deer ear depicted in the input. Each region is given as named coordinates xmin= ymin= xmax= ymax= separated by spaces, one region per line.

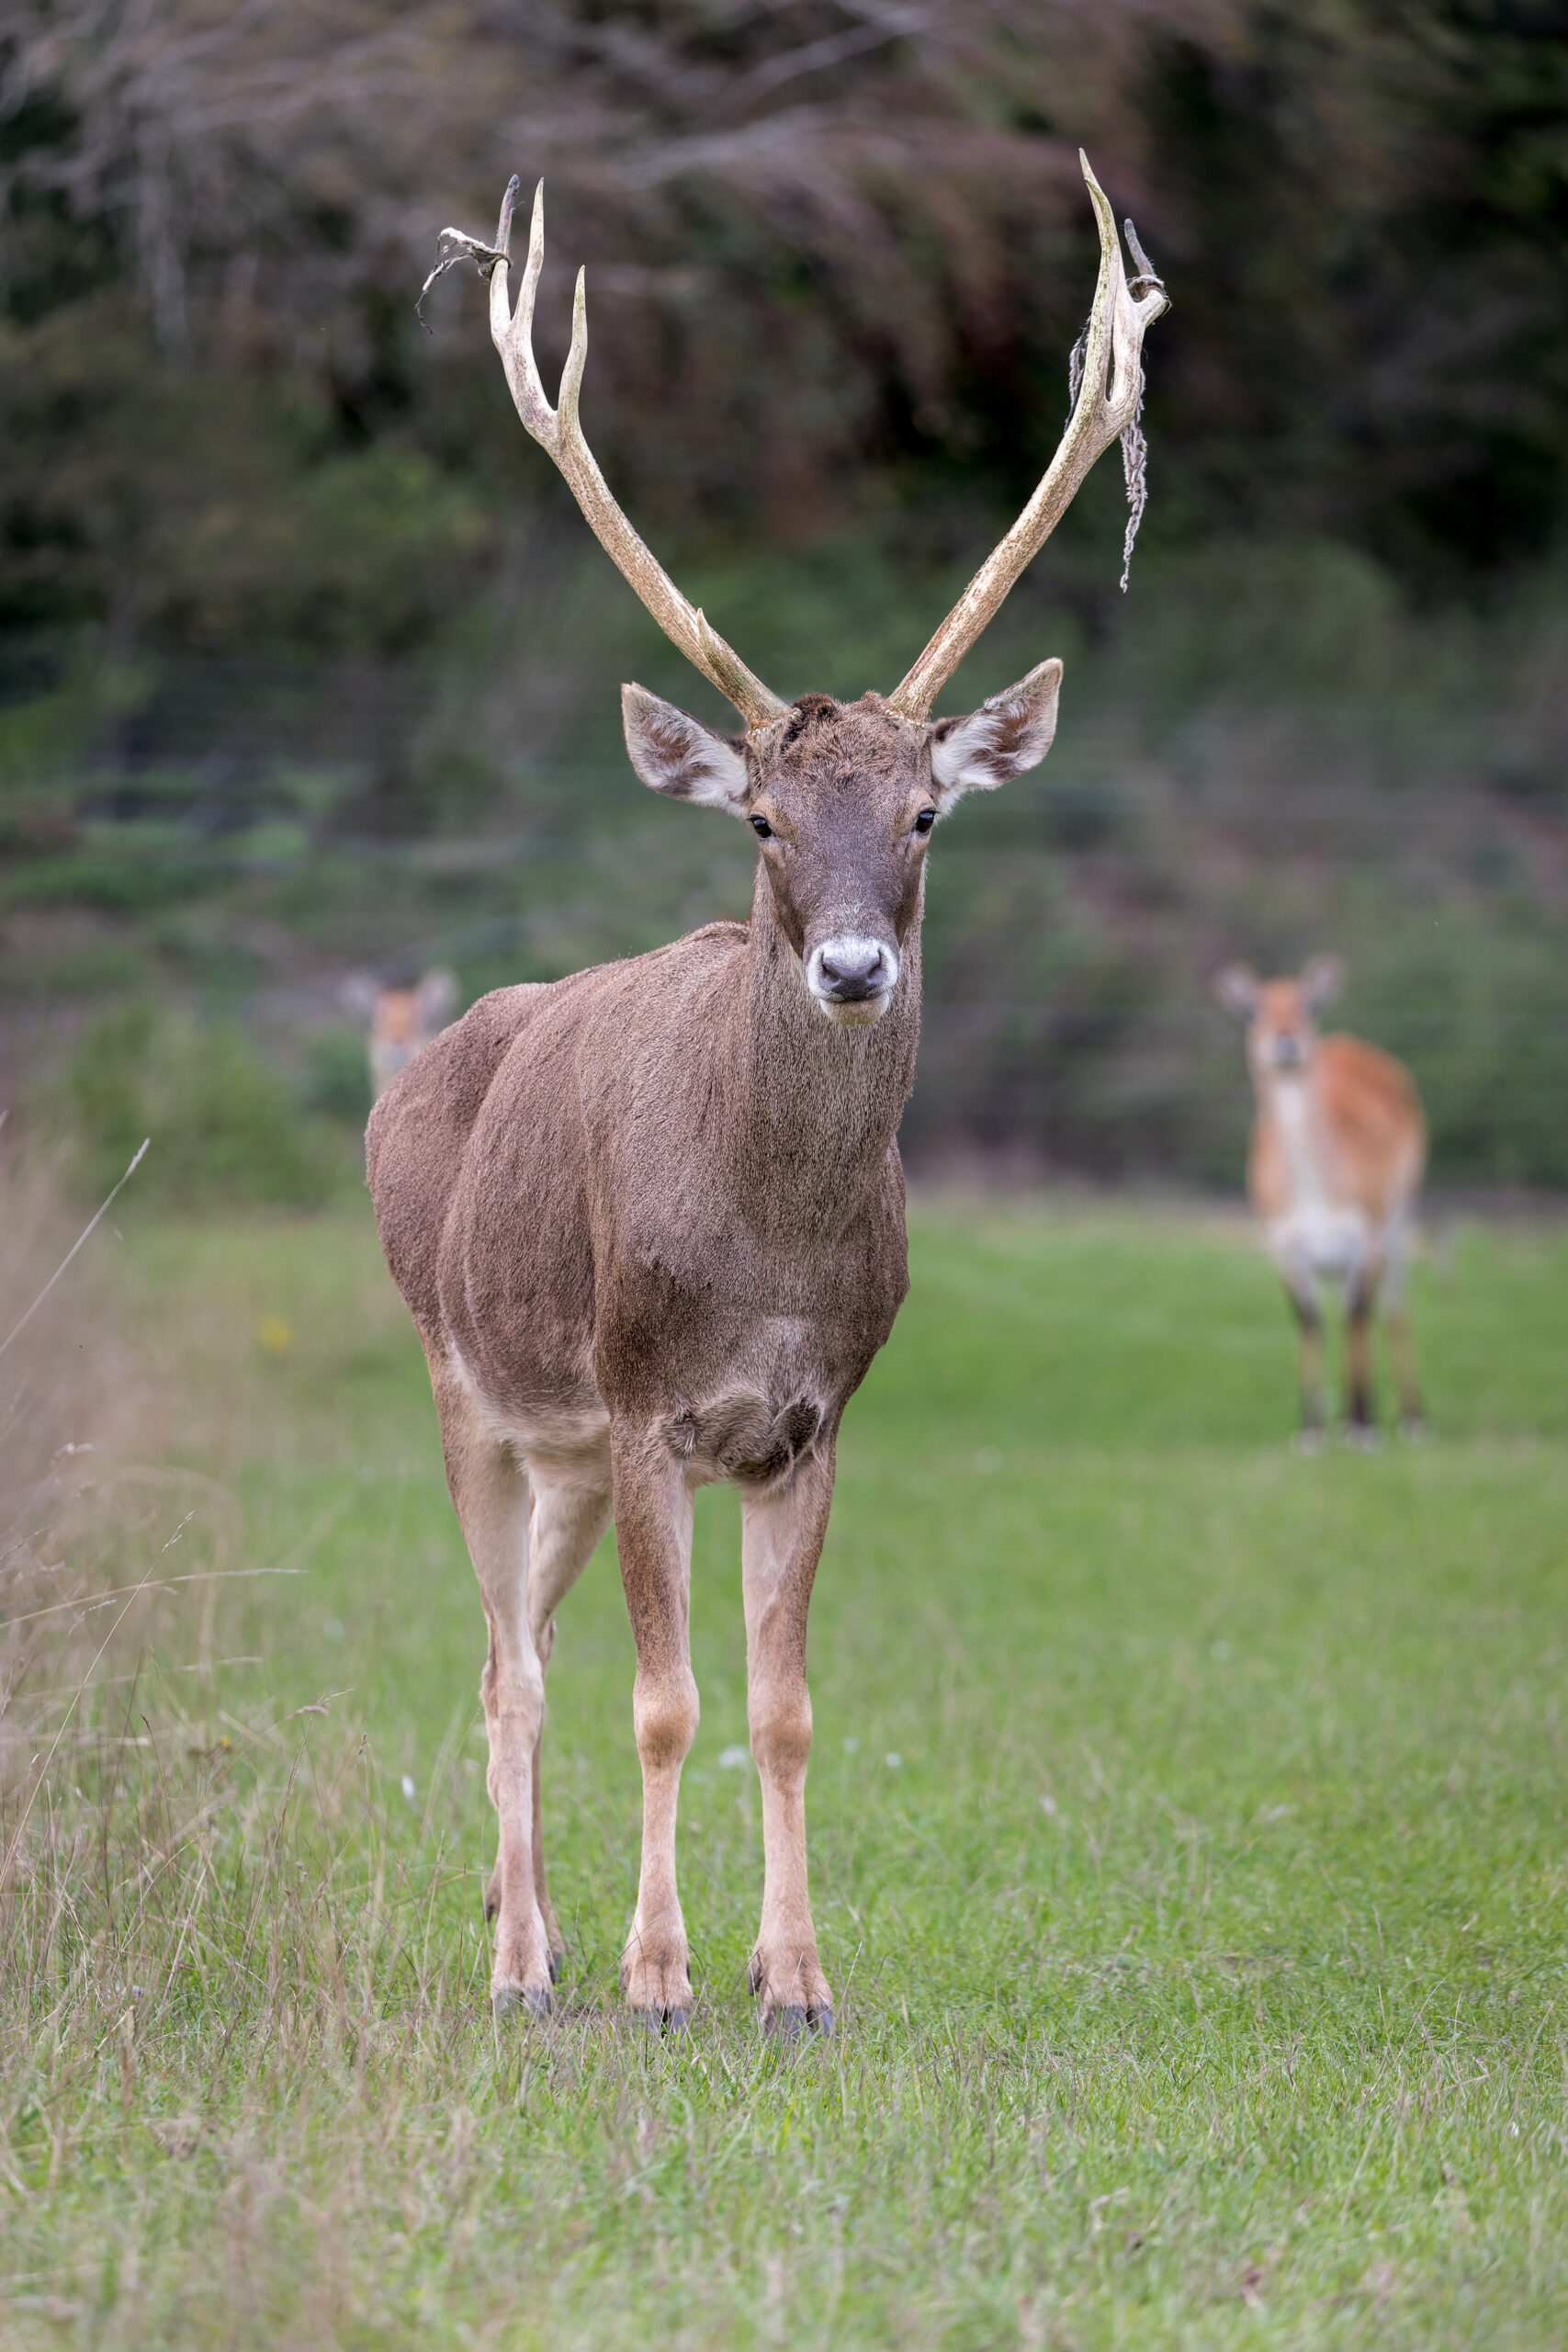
xmin=622 ymin=684 xmax=750 ymax=813
xmin=1300 ymin=953 xmax=1344 ymax=1012
xmin=340 ymin=971 xmax=382 ymax=1025
xmin=928 ymin=658 xmax=1063 ymax=807
xmin=1213 ymin=963 xmax=1261 ymax=1020
xmin=414 ymin=967 xmax=458 ymax=1029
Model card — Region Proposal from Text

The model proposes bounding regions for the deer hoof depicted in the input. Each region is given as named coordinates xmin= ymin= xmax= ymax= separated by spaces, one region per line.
xmin=767 ymin=2000 xmax=834 ymax=2041
xmin=751 ymin=1947 xmax=834 ymax=2037
xmin=621 ymin=1939 xmax=694 ymax=2027
xmin=631 ymin=2002 xmax=690 ymax=2038
xmin=492 ymin=1982 xmax=552 ymax=2022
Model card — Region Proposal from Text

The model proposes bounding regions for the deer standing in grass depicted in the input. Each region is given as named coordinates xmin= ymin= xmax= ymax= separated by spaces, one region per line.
xmin=1213 ymin=957 xmax=1426 ymax=1445
xmin=368 ymin=158 xmax=1167 ymax=2030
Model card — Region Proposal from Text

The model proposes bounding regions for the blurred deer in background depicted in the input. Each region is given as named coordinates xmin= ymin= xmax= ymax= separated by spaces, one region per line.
xmin=342 ymin=969 xmax=458 ymax=1101
xmin=1213 ymin=956 xmax=1426 ymax=1446
xmin=369 ymin=157 xmax=1167 ymax=2032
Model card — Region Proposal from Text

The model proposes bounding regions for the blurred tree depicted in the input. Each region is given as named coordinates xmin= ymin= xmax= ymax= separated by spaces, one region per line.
xmin=1144 ymin=1 xmax=1568 ymax=582
xmin=4 ymin=0 xmax=1562 ymax=647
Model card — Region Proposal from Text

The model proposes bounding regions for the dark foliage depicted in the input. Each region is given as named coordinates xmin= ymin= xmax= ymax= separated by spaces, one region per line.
xmin=3 ymin=1 xmax=1564 ymax=657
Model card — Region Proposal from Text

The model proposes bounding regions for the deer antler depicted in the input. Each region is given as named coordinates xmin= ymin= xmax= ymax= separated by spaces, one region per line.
xmin=427 ymin=176 xmax=786 ymax=732
xmin=887 ymin=153 xmax=1169 ymax=721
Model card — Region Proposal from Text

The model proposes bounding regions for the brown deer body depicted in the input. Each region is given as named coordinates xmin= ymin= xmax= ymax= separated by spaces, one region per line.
xmin=1214 ymin=957 xmax=1427 ymax=1444
xmin=369 ymin=160 xmax=1167 ymax=2029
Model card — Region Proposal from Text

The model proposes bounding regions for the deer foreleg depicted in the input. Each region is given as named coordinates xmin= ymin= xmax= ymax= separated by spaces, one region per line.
xmin=612 ymin=1428 xmax=699 ymax=2030
xmin=740 ymin=1445 xmax=836 ymax=2037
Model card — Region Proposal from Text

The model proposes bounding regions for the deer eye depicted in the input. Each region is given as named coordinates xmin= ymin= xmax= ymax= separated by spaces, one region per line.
xmin=913 ymin=808 xmax=936 ymax=836
xmin=750 ymin=814 xmax=773 ymax=839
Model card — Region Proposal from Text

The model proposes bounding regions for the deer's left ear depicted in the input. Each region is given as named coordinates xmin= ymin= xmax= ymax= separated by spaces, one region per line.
xmin=1300 ymin=953 xmax=1345 ymax=1012
xmin=929 ymin=658 xmax=1063 ymax=808
xmin=622 ymin=683 xmax=750 ymax=814
xmin=414 ymin=967 xmax=459 ymax=1029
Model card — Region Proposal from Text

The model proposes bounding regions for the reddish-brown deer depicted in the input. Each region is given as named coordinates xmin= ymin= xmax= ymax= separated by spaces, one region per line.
xmin=1213 ymin=956 xmax=1427 ymax=1445
xmin=369 ymin=158 xmax=1167 ymax=2030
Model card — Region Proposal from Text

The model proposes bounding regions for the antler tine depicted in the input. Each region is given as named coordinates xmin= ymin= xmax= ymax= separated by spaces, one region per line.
xmin=887 ymin=153 xmax=1169 ymax=722
xmin=464 ymin=179 xmax=784 ymax=730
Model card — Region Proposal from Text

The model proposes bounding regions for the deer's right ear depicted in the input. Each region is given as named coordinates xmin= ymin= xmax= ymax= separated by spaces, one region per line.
xmin=340 ymin=972 xmax=382 ymax=1025
xmin=622 ymin=684 xmax=750 ymax=814
xmin=1300 ymin=952 xmax=1345 ymax=1012
xmin=1212 ymin=964 xmax=1261 ymax=1020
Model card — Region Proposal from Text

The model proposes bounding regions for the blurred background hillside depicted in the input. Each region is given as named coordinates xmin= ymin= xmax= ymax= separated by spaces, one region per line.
xmin=1 ymin=0 xmax=1564 ymax=1197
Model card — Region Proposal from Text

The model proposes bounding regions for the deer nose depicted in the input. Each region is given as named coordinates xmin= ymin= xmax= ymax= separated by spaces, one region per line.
xmin=807 ymin=935 xmax=897 ymax=1004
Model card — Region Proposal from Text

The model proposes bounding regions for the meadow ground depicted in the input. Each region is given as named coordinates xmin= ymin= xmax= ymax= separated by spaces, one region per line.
xmin=2 ymin=1192 xmax=1566 ymax=2348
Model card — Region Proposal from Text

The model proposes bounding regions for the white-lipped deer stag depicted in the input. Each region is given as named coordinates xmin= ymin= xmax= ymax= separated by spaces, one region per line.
xmin=370 ymin=157 xmax=1167 ymax=2031
xmin=1213 ymin=956 xmax=1427 ymax=1445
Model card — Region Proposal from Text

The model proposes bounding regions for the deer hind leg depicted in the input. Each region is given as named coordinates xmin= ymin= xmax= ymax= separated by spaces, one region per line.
xmin=504 ymin=1472 xmax=613 ymax=1971
xmin=1343 ymin=1261 xmax=1384 ymax=1447
xmin=431 ymin=1368 xmax=553 ymax=2016
xmin=741 ymin=1446 xmax=836 ymax=2037
xmin=611 ymin=1426 xmax=699 ymax=2030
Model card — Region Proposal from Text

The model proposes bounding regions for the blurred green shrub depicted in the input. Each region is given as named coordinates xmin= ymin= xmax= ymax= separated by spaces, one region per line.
xmin=57 ymin=1004 xmax=340 ymax=1209
xmin=1350 ymin=921 xmax=1568 ymax=1191
xmin=303 ymin=1027 xmax=372 ymax=1126
xmin=5 ymin=854 xmax=210 ymax=912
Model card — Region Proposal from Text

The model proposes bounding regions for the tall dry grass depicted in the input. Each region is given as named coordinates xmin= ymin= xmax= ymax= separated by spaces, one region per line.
xmin=0 ymin=1161 xmax=473 ymax=2182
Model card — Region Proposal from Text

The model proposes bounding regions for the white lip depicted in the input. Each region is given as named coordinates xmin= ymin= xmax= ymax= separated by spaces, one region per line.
xmin=811 ymin=992 xmax=892 ymax=1027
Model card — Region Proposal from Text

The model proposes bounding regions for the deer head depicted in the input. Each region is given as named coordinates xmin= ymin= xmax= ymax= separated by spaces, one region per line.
xmin=620 ymin=666 xmax=1062 ymax=1023
xmin=343 ymin=967 xmax=459 ymax=1096
xmin=1213 ymin=955 xmax=1345 ymax=1080
xmin=427 ymin=155 xmax=1167 ymax=1021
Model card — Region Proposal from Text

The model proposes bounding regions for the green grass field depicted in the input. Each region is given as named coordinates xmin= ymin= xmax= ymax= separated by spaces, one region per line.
xmin=3 ymin=1197 xmax=1566 ymax=2347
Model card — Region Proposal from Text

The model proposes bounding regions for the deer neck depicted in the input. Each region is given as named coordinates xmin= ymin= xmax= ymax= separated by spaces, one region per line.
xmin=720 ymin=865 xmax=922 ymax=1241
xmin=1262 ymin=1067 xmax=1326 ymax=1211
